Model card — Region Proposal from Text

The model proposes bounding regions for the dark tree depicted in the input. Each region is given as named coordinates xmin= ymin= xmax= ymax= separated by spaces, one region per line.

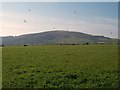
xmin=86 ymin=42 xmax=89 ymax=45
xmin=24 ymin=45 xmax=27 ymax=46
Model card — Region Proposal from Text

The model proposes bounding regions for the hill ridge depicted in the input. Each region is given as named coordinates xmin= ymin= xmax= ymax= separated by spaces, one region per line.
xmin=2 ymin=30 xmax=118 ymax=45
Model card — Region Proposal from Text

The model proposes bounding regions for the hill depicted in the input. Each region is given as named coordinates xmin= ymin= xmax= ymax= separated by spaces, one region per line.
xmin=2 ymin=30 xmax=118 ymax=45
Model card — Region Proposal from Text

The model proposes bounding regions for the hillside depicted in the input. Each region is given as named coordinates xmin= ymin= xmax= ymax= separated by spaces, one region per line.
xmin=2 ymin=31 xmax=118 ymax=45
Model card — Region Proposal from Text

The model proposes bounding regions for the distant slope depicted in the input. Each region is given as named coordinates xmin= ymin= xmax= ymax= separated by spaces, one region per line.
xmin=2 ymin=31 xmax=118 ymax=45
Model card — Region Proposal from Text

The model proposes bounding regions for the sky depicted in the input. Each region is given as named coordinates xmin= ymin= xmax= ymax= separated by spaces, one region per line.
xmin=1 ymin=2 xmax=118 ymax=38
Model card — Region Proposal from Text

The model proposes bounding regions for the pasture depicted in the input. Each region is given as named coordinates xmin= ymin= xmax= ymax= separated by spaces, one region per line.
xmin=2 ymin=44 xmax=118 ymax=88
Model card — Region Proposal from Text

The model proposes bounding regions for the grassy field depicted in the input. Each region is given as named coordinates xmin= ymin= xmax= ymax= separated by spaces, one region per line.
xmin=2 ymin=44 xmax=119 ymax=88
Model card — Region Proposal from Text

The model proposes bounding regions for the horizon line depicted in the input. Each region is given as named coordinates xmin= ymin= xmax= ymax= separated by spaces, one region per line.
xmin=1 ymin=30 xmax=118 ymax=39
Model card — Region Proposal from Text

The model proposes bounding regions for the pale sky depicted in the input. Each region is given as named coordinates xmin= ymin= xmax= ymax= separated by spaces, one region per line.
xmin=1 ymin=2 xmax=118 ymax=38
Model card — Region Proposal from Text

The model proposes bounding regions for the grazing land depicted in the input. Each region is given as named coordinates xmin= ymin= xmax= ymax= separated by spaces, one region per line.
xmin=2 ymin=44 xmax=118 ymax=88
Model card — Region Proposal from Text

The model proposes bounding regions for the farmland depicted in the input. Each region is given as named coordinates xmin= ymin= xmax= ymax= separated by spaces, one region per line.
xmin=2 ymin=44 xmax=119 ymax=88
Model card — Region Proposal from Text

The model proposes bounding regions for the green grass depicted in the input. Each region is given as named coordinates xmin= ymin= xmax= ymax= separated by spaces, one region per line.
xmin=2 ymin=44 xmax=118 ymax=88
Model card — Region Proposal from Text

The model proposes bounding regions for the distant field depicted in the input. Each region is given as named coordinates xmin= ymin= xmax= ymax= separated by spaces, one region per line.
xmin=2 ymin=44 xmax=118 ymax=88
